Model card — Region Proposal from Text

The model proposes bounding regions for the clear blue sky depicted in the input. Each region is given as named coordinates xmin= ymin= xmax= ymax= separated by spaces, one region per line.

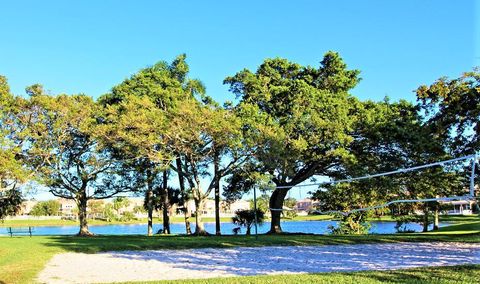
xmin=1 ymin=0 xmax=478 ymax=104
xmin=1 ymin=1 xmax=478 ymax=200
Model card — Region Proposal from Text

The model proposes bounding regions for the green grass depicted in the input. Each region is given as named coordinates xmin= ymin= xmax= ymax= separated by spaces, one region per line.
xmin=437 ymin=214 xmax=480 ymax=223
xmin=425 ymin=221 xmax=480 ymax=235
xmin=117 ymin=265 xmax=480 ymax=283
xmin=0 ymin=236 xmax=63 ymax=284
xmin=288 ymin=214 xmax=334 ymax=221
xmin=1 ymin=220 xmax=480 ymax=283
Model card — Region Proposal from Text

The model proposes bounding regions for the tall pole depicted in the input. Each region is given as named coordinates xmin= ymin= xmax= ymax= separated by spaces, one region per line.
xmin=470 ymin=153 xmax=477 ymax=197
xmin=253 ymin=186 xmax=258 ymax=240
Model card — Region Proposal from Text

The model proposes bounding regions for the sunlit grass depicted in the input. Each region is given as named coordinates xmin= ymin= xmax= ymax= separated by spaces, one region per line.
xmin=117 ymin=265 xmax=480 ymax=284
xmin=116 ymin=265 xmax=480 ymax=284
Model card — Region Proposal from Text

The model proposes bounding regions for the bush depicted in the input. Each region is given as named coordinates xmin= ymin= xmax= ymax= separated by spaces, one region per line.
xmin=103 ymin=203 xmax=115 ymax=222
xmin=118 ymin=211 xmax=136 ymax=222
xmin=329 ymin=212 xmax=371 ymax=235
xmin=30 ymin=200 xmax=61 ymax=216
xmin=232 ymin=209 xmax=265 ymax=235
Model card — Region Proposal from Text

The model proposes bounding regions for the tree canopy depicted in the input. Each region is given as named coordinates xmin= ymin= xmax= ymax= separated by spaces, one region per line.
xmin=417 ymin=70 xmax=480 ymax=155
xmin=224 ymin=51 xmax=361 ymax=233
xmin=23 ymin=91 xmax=135 ymax=235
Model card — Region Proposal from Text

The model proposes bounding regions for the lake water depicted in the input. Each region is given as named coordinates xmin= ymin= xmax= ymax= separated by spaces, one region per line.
xmin=1 ymin=220 xmax=447 ymax=236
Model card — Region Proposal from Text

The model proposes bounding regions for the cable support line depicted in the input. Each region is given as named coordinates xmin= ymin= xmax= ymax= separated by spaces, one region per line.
xmin=275 ymin=154 xmax=476 ymax=189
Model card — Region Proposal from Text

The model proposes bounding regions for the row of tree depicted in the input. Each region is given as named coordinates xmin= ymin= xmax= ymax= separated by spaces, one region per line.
xmin=0 ymin=52 xmax=478 ymax=236
xmin=28 ymin=197 xmax=139 ymax=220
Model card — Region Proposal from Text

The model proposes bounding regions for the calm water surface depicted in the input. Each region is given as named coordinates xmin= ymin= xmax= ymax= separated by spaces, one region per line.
xmin=1 ymin=220 xmax=447 ymax=236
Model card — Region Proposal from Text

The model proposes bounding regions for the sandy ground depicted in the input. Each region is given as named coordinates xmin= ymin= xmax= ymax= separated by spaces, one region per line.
xmin=37 ymin=242 xmax=480 ymax=284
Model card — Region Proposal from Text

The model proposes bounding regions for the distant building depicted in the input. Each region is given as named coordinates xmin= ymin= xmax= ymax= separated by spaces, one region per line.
xmin=185 ymin=199 xmax=250 ymax=217
xmin=227 ymin=200 xmax=251 ymax=214
xmin=18 ymin=200 xmax=38 ymax=215
xmin=441 ymin=200 xmax=476 ymax=215
xmin=295 ymin=199 xmax=313 ymax=212
xmin=57 ymin=198 xmax=77 ymax=218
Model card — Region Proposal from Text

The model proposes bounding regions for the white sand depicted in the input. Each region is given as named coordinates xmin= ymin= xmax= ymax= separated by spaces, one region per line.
xmin=37 ymin=242 xmax=480 ymax=284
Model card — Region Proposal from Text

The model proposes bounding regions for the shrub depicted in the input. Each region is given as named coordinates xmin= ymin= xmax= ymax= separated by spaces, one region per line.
xmin=232 ymin=209 xmax=265 ymax=235
xmin=30 ymin=200 xmax=61 ymax=216
xmin=119 ymin=211 xmax=136 ymax=222
xmin=329 ymin=212 xmax=371 ymax=235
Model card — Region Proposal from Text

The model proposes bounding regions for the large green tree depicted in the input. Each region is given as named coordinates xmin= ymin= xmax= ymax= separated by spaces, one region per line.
xmin=30 ymin=200 xmax=61 ymax=216
xmin=416 ymin=70 xmax=480 ymax=225
xmin=159 ymin=57 xmax=245 ymax=235
xmin=101 ymin=54 xmax=206 ymax=235
xmin=224 ymin=52 xmax=360 ymax=233
xmin=100 ymin=94 xmax=171 ymax=235
xmin=103 ymin=54 xmax=248 ymax=235
xmin=169 ymin=99 xmax=248 ymax=235
xmin=25 ymin=91 xmax=133 ymax=236
xmin=313 ymin=99 xmax=464 ymax=233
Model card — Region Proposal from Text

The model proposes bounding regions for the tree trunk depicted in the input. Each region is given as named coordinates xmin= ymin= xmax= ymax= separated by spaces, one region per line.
xmin=145 ymin=169 xmax=154 ymax=236
xmin=214 ymin=182 xmax=221 ymax=235
xmin=162 ymin=170 xmax=170 ymax=234
xmin=433 ymin=204 xmax=439 ymax=231
xmin=268 ymin=187 xmax=290 ymax=234
xmin=423 ymin=206 xmax=429 ymax=232
xmin=194 ymin=198 xmax=208 ymax=235
xmin=183 ymin=205 xmax=192 ymax=234
xmin=213 ymin=149 xmax=221 ymax=235
xmin=146 ymin=189 xmax=154 ymax=236
xmin=176 ymin=157 xmax=192 ymax=235
xmin=76 ymin=192 xmax=93 ymax=236
xmin=246 ymin=225 xmax=251 ymax=235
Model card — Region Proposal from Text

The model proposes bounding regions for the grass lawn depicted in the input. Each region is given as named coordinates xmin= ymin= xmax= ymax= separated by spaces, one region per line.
xmin=286 ymin=214 xmax=334 ymax=221
xmin=1 ymin=219 xmax=479 ymax=283
xmin=118 ymin=265 xmax=480 ymax=283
